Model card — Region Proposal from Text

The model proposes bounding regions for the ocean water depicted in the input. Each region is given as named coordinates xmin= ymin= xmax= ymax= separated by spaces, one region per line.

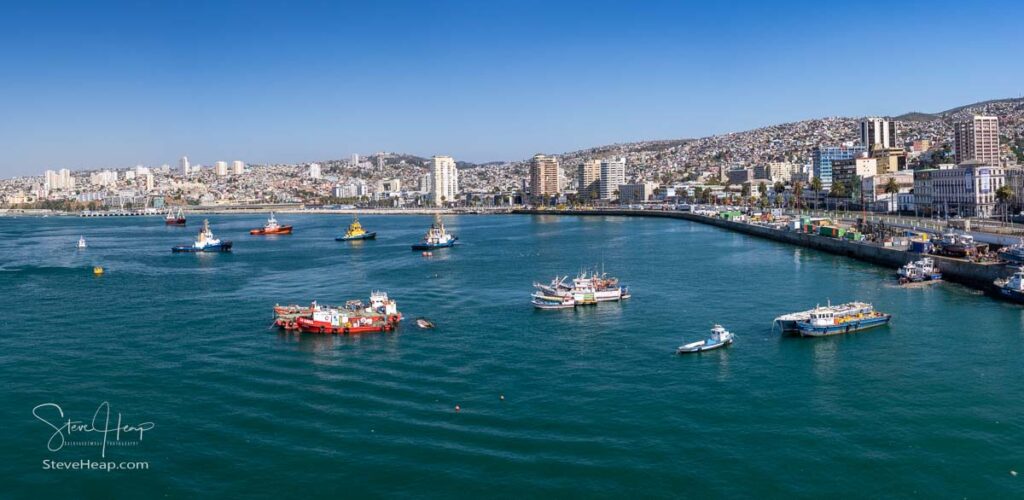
xmin=1 ymin=214 xmax=1022 ymax=498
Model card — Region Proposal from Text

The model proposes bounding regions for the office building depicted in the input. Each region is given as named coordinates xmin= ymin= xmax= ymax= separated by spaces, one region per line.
xmin=930 ymin=160 xmax=1005 ymax=217
xmin=430 ymin=155 xmax=459 ymax=206
xmin=618 ymin=182 xmax=657 ymax=204
xmin=812 ymin=145 xmax=867 ymax=187
xmin=599 ymin=158 xmax=626 ymax=200
xmin=831 ymin=157 xmax=878 ymax=191
xmin=955 ymin=115 xmax=1000 ymax=165
xmin=529 ymin=154 xmax=562 ymax=200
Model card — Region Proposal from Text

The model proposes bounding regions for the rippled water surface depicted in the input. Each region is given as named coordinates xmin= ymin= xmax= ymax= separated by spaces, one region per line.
xmin=2 ymin=214 xmax=1023 ymax=497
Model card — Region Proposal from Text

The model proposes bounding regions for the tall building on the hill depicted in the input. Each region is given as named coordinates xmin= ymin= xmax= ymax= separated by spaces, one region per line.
xmin=308 ymin=163 xmax=321 ymax=179
xmin=529 ymin=154 xmax=561 ymax=201
xmin=599 ymin=158 xmax=626 ymax=200
xmin=231 ymin=160 xmax=245 ymax=175
xmin=860 ymin=118 xmax=897 ymax=152
xmin=577 ymin=159 xmax=601 ymax=202
xmin=430 ymin=155 xmax=459 ymax=206
xmin=955 ymin=115 xmax=1000 ymax=165
xmin=180 ymin=156 xmax=190 ymax=176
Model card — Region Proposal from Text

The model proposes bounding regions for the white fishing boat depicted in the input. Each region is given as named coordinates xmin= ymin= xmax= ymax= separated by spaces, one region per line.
xmin=677 ymin=324 xmax=734 ymax=354
xmin=995 ymin=266 xmax=1024 ymax=303
xmin=897 ymin=257 xmax=942 ymax=284
xmin=531 ymin=293 xmax=576 ymax=309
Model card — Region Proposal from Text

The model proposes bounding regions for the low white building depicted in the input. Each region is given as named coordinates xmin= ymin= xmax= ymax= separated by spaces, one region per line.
xmin=930 ymin=160 xmax=1005 ymax=218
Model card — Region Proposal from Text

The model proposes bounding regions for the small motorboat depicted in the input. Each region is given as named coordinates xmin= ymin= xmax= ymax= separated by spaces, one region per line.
xmin=416 ymin=318 xmax=435 ymax=329
xmin=411 ymin=216 xmax=457 ymax=250
xmin=531 ymin=293 xmax=576 ymax=309
xmin=77 ymin=236 xmax=87 ymax=249
xmin=250 ymin=212 xmax=293 ymax=235
xmin=677 ymin=324 xmax=734 ymax=354
xmin=336 ymin=217 xmax=376 ymax=241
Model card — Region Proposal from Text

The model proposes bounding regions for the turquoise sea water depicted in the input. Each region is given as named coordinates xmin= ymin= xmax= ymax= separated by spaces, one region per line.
xmin=1 ymin=214 xmax=1023 ymax=498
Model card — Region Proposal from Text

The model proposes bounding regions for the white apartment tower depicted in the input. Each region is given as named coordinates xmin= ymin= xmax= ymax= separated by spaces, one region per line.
xmin=430 ymin=155 xmax=459 ymax=206
xmin=214 ymin=161 xmax=228 ymax=177
xmin=599 ymin=158 xmax=626 ymax=200
xmin=180 ymin=156 xmax=190 ymax=176
xmin=308 ymin=163 xmax=322 ymax=179
xmin=860 ymin=117 xmax=897 ymax=152
xmin=955 ymin=115 xmax=1000 ymax=166
xmin=232 ymin=160 xmax=245 ymax=175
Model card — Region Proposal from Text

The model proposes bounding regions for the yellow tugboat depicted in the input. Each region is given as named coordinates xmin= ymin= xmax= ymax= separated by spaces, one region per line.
xmin=336 ymin=217 xmax=377 ymax=241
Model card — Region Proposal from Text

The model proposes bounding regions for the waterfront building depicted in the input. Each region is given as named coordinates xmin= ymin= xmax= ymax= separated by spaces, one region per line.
xmin=872 ymin=147 xmax=908 ymax=174
xmin=955 ymin=115 xmax=1000 ymax=165
xmin=529 ymin=154 xmax=562 ymax=201
xmin=860 ymin=117 xmax=897 ymax=153
xmin=599 ymin=158 xmax=626 ymax=200
xmin=912 ymin=169 xmax=936 ymax=216
xmin=419 ymin=173 xmax=432 ymax=194
xmin=215 ymin=161 xmax=228 ymax=177
xmin=831 ymin=157 xmax=878 ymax=195
xmin=232 ymin=160 xmax=245 ymax=175
xmin=308 ymin=163 xmax=322 ymax=179
xmin=430 ymin=155 xmax=459 ymax=206
xmin=180 ymin=156 xmax=190 ymax=176
xmin=375 ymin=178 xmax=401 ymax=198
xmin=618 ymin=182 xmax=657 ymax=204
xmin=862 ymin=172 xmax=914 ymax=212
xmin=577 ymin=159 xmax=601 ymax=203
xmin=812 ymin=145 xmax=867 ymax=188
xmin=930 ymin=160 xmax=1005 ymax=217
xmin=1004 ymin=166 xmax=1024 ymax=213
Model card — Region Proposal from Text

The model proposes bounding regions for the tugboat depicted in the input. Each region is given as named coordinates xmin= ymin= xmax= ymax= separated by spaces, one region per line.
xmin=336 ymin=217 xmax=376 ymax=241
xmin=250 ymin=212 xmax=293 ymax=235
xmin=794 ymin=302 xmax=890 ymax=337
xmin=77 ymin=236 xmax=87 ymax=249
xmin=172 ymin=219 xmax=233 ymax=253
xmin=994 ymin=266 xmax=1024 ymax=303
xmin=411 ymin=216 xmax=457 ymax=250
xmin=897 ymin=257 xmax=942 ymax=284
xmin=677 ymin=324 xmax=734 ymax=354
xmin=287 ymin=292 xmax=402 ymax=334
xmin=165 ymin=207 xmax=187 ymax=225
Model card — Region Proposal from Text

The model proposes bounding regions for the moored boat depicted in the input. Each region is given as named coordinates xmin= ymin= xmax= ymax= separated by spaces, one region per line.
xmin=274 ymin=292 xmax=402 ymax=334
xmin=172 ymin=219 xmax=233 ymax=253
xmin=897 ymin=257 xmax=942 ymax=284
xmin=336 ymin=217 xmax=376 ymax=241
xmin=530 ymin=270 xmax=629 ymax=307
xmin=677 ymin=324 xmax=734 ymax=354
xmin=250 ymin=212 xmax=293 ymax=235
xmin=411 ymin=217 xmax=457 ymax=250
xmin=998 ymin=239 xmax=1024 ymax=264
xmin=794 ymin=302 xmax=891 ymax=337
xmin=165 ymin=207 xmax=187 ymax=225
xmin=531 ymin=293 xmax=576 ymax=309
xmin=994 ymin=266 xmax=1024 ymax=303
xmin=77 ymin=236 xmax=87 ymax=249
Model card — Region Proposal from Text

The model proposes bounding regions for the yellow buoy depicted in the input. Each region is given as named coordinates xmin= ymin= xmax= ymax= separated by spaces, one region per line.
xmin=93 ymin=266 xmax=104 ymax=275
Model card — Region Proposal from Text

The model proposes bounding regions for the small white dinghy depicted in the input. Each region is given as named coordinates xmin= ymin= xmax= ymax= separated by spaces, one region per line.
xmin=677 ymin=324 xmax=734 ymax=354
xmin=77 ymin=236 xmax=87 ymax=249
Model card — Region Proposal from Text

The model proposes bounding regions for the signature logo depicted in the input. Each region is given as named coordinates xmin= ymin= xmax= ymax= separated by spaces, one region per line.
xmin=33 ymin=402 xmax=155 ymax=458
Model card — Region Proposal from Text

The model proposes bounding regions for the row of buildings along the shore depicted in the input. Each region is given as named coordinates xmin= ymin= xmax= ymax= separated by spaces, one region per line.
xmin=3 ymin=107 xmax=1023 ymax=218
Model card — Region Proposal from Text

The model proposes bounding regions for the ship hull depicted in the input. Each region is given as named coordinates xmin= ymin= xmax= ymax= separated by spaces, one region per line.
xmin=998 ymin=287 xmax=1024 ymax=303
xmin=171 ymin=241 xmax=233 ymax=253
xmin=165 ymin=219 xmax=186 ymax=225
xmin=677 ymin=338 xmax=732 ymax=354
xmin=336 ymin=232 xmax=377 ymax=241
xmin=412 ymin=238 xmax=457 ymax=250
xmin=295 ymin=317 xmax=397 ymax=334
xmin=796 ymin=315 xmax=891 ymax=337
xmin=250 ymin=226 xmax=293 ymax=235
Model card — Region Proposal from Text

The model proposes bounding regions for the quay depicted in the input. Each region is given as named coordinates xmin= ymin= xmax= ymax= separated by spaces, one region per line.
xmin=514 ymin=208 xmax=1013 ymax=292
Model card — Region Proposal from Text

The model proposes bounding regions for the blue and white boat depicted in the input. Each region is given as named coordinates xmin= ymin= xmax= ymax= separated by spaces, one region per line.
xmin=995 ymin=266 xmax=1024 ymax=303
xmin=677 ymin=324 xmax=734 ymax=354
xmin=411 ymin=217 xmax=457 ymax=250
xmin=897 ymin=257 xmax=942 ymax=284
xmin=172 ymin=219 xmax=233 ymax=253
xmin=999 ymin=239 xmax=1024 ymax=264
xmin=794 ymin=302 xmax=890 ymax=337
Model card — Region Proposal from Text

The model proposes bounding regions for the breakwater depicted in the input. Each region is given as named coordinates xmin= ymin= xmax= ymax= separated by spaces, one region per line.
xmin=516 ymin=209 xmax=1012 ymax=292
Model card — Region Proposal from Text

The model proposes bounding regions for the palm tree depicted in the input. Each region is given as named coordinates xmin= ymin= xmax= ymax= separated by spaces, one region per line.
xmin=810 ymin=177 xmax=822 ymax=211
xmin=996 ymin=184 xmax=1014 ymax=222
xmin=773 ymin=181 xmax=785 ymax=208
xmin=883 ymin=177 xmax=900 ymax=213
xmin=792 ymin=181 xmax=804 ymax=210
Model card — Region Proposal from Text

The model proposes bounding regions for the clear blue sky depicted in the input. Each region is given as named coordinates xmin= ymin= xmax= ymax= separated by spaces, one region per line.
xmin=0 ymin=0 xmax=1020 ymax=176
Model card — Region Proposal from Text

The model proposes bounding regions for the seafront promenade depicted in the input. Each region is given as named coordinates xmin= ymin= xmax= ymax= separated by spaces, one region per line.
xmin=515 ymin=208 xmax=1013 ymax=292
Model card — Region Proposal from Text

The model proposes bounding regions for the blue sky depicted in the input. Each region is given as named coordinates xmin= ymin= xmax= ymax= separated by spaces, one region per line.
xmin=0 ymin=0 xmax=1021 ymax=176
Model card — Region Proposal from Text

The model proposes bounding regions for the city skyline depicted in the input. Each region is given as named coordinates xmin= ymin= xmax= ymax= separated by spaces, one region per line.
xmin=1 ymin=0 xmax=1022 ymax=176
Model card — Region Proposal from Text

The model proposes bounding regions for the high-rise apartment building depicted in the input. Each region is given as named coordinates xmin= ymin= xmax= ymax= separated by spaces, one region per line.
xmin=860 ymin=118 xmax=897 ymax=152
xmin=599 ymin=158 xmax=626 ymax=200
xmin=231 ymin=160 xmax=245 ymax=175
xmin=215 ymin=161 xmax=228 ymax=177
xmin=180 ymin=156 xmax=190 ymax=176
xmin=430 ymin=155 xmax=459 ymax=206
xmin=308 ymin=163 xmax=322 ymax=179
xmin=955 ymin=115 xmax=1000 ymax=165
xmin=577 ymin=159 xmax=601 ymax=202
xmin=529 ymin=154 xmax=561 ymax=200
